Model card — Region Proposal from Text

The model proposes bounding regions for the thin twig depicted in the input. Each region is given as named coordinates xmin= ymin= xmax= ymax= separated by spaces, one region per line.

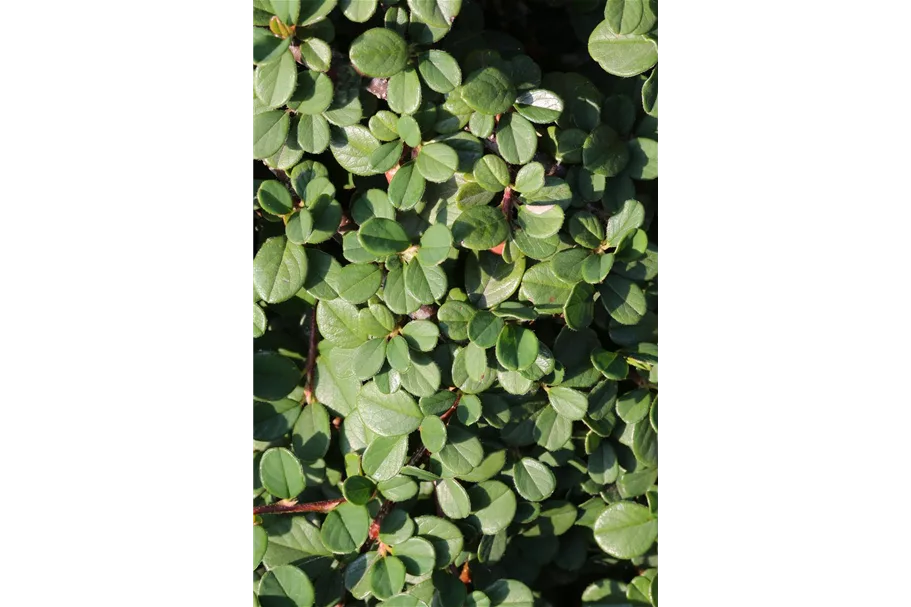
xmin=302 ymin=301 xmax=319 ymax=405
xmin=254 ymin=497 xmax=345 ymax=516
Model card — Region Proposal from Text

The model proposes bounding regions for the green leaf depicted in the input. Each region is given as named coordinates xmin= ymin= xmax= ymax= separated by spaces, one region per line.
xmin=599 ymin=275 xmax=647 ymax=325
xmin=401 ymin=320 xmax=440 ymax=352
xmin=299 ymin=37 xmax=332 ymax=72
xmin=254 ymin=236 xmax=308 ymax=304
xmin=378 ymin=509 xmax=416 ymax=546
xmin=512 ymin=458 xmax=556 ymax=502
xmin=495 ymin=325 xmax=538 ymax=371
xmin=291 ymin=401 xmax=331 ymax=463
xmin=512 ymin=229 xmax=560 ymax=260
xmin=250 ymin=351 xmax=301 ymax=401
xmin=254 ymin=304 xmax=268 ymax=338
xmin=496 ymin=113 xmax=537 ymax=165
xmin=463 ymin=342 xmax=489 ymax=382
xmin=383 ymin=265 xmax=422 ymax=315
xmin=378 ymin=475 xmax=419 ymax=502
xmin=513 ymin=162 xmax=544 ymax=194
xmin=532 ymin=405 xmax=572 ymax=451
xmin=370 ymin=110 xmax=401 ymax=141
xmin=357 ymin=380 xmax=423 ymax=436
xmin=340 ymin=0 xmax=377 ymax=23
xmin=345 ymin=551 xmax=379 ymax=599
xmin=456 ymin=393 xmax=483 ymax=426
xmin=255 ymin=50 xmax=298 ymax=108
xmin=582 ymin=252 xmax=614 ymax=284
xmin=258 ymin=180 xmax=294 ymax=217
xmin=616 ymin=387 xmax=652 ymax=424
xmin=569 ymin=211 xmax=605 ymax=248
xmin=438 ymin=425 xmax=484 ymax=475
xmin=591 ymin=348 xmax=629 ymax=380
xmin=371 ymin=555 xmax=407 ymax=599
xmin=353 ymin=338 xmax=388 ymax=381
xmin=415 ymin=515 xmax=464 ymax=568
xmin=386 ymin=6 xmax=410 ymax=34
xmin=358 ymin=218 xmax=411 ymax=255
xmin=456 ymin=182 xmax=497 ymax=208
xmin=564 ymin=282 xmax=595 ymax=330
xmin=316 ymin=298 xmax=365 ymax=348
xmin=400 ymin=352 xmax=442 ymax=397
xmin=438 ymin=300 xmax=476 ymax=341
xmin=362 ymin=434 xmax=409 ymax=481
xmin=321 ymin=502 xmax=370 ymax=554
xmin=519 ymin=262 xmax=574 ymax=314
xmin=349 ymin=27 xmax=408 ymax=78
xmin=253 ymin=27 xmax=291 ymax=65
xmin=404 ymin=261 xmax=447 ymax=305
xmin=342 ymin=475 xmax=377 ymax=505
xmin=468 ymin=480 xmax=517 ymax=534
xmin=484 ymin=580 xmax=533 ymax=607
xmin=452 ymin=205 xmax=509 ymax=250
xmin=408 ymin=0 xmax=463 ymax=29
xmin=546 ymin=386 xmax=588 ymax=421
xmin=462 ymin=66 xmax=517 ymax=115
xmin=286 ymin=209 xmax=314 ymax=246
xmin=593 ymin=501 xmax=657 ymax=558
xmin=352 ymin=189 xmax=395 ymax=225
xmin=469 ymin=112 xmax=495 ymax=138
xmin=370 ymin=140 xmax=405 ymax=173
xmin=436 ymin=478 xmax=471 ymax=519
xmin=604 ymin=0 xmax=658 ymax=35
xmin=520 ymin=500 xmax=577 ymax=537
xmin=583 ymin=124 xmax=630 ymax=177
xmin=589 ymin=439 xmax=619 ymax=484
xmin=254 ymin=110 xmax=291 ymax=159
xmin=416 ymin=143 xmax=459 ymax=183
xmin=632 ymin=417 xmax=658 ymax=467
xmin=389 ymin=161 xmax=427 ymax=210
xmin=393 ymin=116 xmax=419 ymax=148
xmin=550 ymin=248 xmax=588 ymax=284
xmin=337 ymin=263 xmax=382 ymax=304
xmin=260 ymin=447 xmax=306 ymax=499
xmin=297 ymin=0 xmax=336 ymax=26
xmin=258 ymin=565 xmax=315 ymax=607
xmin=387 ymin=334 xmax=413 ymax=372
xmin=468 ymin=310 xmax=505 ymax=348
xmin=641 ymin=66 xmax=658 ymax=117
xmin=588 ymin=22 xmax=658 ymax=77
xmin=416 ymin=224 xmax=452 ymax=266
xmin=315 ymin=348 xmax=360 ymax=416
xmin=516 ymin=204 xmax=564 ymax=239
xmin=513 ymin=89 xmax=564 ymax=124
xmin=521 ymin=178 xmax=573 ymax=211
xmin=417 ymin=50 xmax=463 ymax=94
xmin=473 ymin=155 xmax=510 ymax=192
xmin=391 ymin=536 xmax=436 ymax=576
xmin=420 ymin=414 xmax=448 ymax=452
xmin=250 ymin=396 xmax=301 ymax=441
xmin=627 ymin=137 xmax=658 ymax=180
xmin=330 ymin=125 xmax=381 ymax=176
xmin=254 ymin=525 xmax=268 ymax=570
xmin=604 ymin=200 xmax=645 ymax=246
xmin=388 ymin=67 xmax=422 ymax=115
xmin=288 ymin=71 xmax=334 ymax=114
xmin=421 ymin=390 xmax=457 ymax=415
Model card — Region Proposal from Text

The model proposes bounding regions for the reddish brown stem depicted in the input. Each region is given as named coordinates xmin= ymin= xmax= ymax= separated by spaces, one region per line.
xmin=500 ymin=187 xmax=514 ymax=219
xmin=459 ymin=561 xmax=472 ymax=585
xmin=254 ymin=497 xmax=345 ymax=516
xmin=302 ymin=301 xmax=319 ymax=405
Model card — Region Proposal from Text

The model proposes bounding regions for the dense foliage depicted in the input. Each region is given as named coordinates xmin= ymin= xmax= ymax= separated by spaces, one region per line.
xmin=253 ymin=1 xmax=657 ymax=606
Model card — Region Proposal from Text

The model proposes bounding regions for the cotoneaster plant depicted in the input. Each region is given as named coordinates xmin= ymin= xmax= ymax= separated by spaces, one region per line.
xmin=253 ymin=1 xmax=657 ymax=606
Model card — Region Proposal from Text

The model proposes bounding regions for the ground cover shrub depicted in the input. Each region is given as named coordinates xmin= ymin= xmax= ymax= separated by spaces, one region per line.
xmin=254 ymin=1 xmax=658 ymax=605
